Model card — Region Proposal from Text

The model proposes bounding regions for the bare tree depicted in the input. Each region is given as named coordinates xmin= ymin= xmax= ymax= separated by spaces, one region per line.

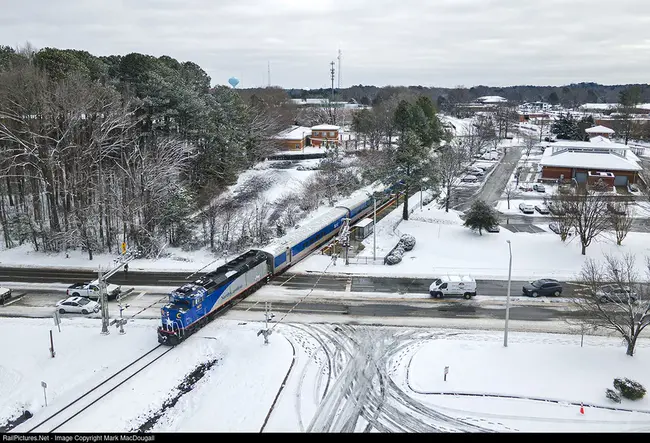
xmin=571 ymin=253 xmax=650 ymax=356
xmin=503 ymin=183 xmax=519 ymax=210
xmin=523 ymin=134 xmax=537 ymax=158
xmin=608 ymin=201 xmax=634 ymax=245
xmin=559 ymin=190 xmax=609 ymax=255
xmin=549 ymin=195 xmax=575 ymax=242
xmin=437 ymin=139 xmax=468 ymax=212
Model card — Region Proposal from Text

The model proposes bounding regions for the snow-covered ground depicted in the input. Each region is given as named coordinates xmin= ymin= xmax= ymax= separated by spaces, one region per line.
xmin=3 ymin=317 xmax=650 ymax=433
xmin=293 ymin=193 xmax=650 ymax=281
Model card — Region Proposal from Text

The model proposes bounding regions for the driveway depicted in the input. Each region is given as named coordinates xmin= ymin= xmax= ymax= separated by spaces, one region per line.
xmin=455 ymin=145 xmax=523 ymax=212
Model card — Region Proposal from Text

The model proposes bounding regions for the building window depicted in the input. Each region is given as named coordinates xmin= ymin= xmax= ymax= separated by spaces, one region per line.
xmin=295 ymin=144 xmax=300 ymax=149
xmin=329 ymin=131 xmax=334 ymax=137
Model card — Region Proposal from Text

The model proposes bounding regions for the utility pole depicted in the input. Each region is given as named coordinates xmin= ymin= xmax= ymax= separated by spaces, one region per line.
xmin=99 ymin=268 xmax=109 ymax=335
xmin=373 ymin=196 xmax=377 ymax=262
xmin=504 ymin=240 xmax=512 ymax=347
xmin=267 ymin=61 xmax=271 ymax=87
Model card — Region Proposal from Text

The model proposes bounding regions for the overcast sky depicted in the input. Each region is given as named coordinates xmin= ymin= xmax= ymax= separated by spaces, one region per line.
xmin=2 ymin=0 xmax=649 ymax=89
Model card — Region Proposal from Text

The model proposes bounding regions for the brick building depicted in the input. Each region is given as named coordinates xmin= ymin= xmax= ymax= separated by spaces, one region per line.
xmin=310 ymin=124 xmax=340 ymax=147
xmin=539 ymin=127 xmax=641 ymax=187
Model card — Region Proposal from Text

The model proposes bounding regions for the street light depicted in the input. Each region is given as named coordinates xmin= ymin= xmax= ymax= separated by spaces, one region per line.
xmin=504 ymin=240 xmax=512 ymax=347
xmin=366 ymin=192 xmax=377 ymax=261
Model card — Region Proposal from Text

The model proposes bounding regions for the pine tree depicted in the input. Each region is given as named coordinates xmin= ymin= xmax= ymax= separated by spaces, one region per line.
xmin=464 ymin=200 xmax=498 ymax=235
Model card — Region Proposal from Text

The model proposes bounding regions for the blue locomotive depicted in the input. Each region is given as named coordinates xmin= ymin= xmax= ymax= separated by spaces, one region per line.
xmin=157 ymin=186 xmax=398 ymax=345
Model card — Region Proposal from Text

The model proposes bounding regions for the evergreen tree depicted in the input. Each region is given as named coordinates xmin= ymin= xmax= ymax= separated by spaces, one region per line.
xmin=464 ymin=200 xmax=498 ymax=235
xmin=551 ymin=113 xmax=581 ymax=140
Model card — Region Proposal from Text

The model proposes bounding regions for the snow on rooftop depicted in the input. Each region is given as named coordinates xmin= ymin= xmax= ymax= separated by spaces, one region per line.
xmin=540 ymin=147 xmax=642 ymax=171
xmin=475 ymin=96 xmax=507 ymax=103
xmin=311 ymin=124 xmax=340 ymax=130
xmin=273 ymin=125 xmax=311 ymax=140
xmin=579 ymin=103 xmax=618 ymax=110
xmin=585 ymin=125 xmax=615 ymax=134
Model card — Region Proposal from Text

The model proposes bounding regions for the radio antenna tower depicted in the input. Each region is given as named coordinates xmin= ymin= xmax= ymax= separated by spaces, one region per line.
xmin=330 ymin=60 xmax=335 ymax=101
xmin=337 ymin=49 xmax=342 ymax=89
xmin=267 ymin=61 xmax=271 ymax=87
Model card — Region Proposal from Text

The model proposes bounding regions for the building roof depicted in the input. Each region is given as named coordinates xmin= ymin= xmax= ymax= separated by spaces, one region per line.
xmin=540 ymin=147 xmax=642 ymax=171
xmin=475 ymin=95 xmax=507 ymax=103
xmin=311 ymin=124 xmax=340 ymax=130
xmin=273 ymin=125 xmax=311 ymax=141
xmin=548 ymin=139 xmax=629 ymax=151
xmin=585 ymin=125 xmax=615 ymax=134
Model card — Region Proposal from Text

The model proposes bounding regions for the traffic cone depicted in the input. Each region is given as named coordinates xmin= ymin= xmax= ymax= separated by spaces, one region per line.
xmin=580 ymin=402 xmax=584 ymax=415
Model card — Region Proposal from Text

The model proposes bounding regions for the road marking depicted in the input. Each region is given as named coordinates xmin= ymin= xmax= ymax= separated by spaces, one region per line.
xmin=2 ymin=296 xmax=25 ymax=307
xmin=134 ymin=291 xmax=146 ymax=301
xmin=279 ymin=274 xmax=297 ymax=287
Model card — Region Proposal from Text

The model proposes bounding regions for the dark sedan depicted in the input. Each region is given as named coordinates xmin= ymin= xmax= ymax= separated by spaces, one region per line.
xmin=522 ymin=279 xmax=563 ymax=297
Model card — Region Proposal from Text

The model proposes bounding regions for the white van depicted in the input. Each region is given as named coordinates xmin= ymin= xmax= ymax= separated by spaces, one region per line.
xmin=429 ymin=275 xmax=477 ymax=299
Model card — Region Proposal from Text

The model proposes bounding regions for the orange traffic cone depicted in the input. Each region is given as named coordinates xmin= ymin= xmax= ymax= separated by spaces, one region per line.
xmin=580 ymin=402 xmax=585 ymax=415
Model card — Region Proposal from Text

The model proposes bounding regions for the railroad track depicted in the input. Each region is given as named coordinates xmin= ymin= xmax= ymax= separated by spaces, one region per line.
xmin=14 ymin=345 xmax=173 ymax=433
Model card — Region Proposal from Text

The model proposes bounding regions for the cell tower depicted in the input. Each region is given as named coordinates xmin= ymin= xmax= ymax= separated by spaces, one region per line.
xmin=337 ymin=49 xmax=342 ymax=89
xmin=330 ymin=60 xmax=335 ymax=101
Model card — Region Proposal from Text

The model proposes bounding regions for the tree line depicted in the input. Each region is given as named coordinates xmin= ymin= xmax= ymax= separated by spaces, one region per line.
xmin=0 ymin=45 xmax=291 ymax=259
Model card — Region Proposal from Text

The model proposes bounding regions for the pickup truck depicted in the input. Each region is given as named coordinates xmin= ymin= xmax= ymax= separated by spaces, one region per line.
xmin=67 ymin=281 xmax=121 ymax=301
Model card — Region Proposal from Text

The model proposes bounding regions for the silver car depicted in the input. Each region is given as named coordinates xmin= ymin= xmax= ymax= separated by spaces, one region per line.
xmin=594 ymin=285 xmax=637 ymax=303
xmin=56 ymin=296 xmax=101 ymax=315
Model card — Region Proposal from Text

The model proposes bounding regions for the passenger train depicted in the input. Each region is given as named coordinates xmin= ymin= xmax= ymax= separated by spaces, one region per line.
xmin=157 ymin=186 xmax=397 ymax=345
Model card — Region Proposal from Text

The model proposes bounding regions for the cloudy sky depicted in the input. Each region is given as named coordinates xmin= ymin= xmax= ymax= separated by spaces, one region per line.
xmin=2 ymin=0 xmax=649 ymax=89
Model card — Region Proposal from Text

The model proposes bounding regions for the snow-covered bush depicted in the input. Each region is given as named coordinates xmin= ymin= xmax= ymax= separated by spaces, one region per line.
xmin=605 ymin=388 xmax=621 ymax=403
xmin=399 ymin=234 xmax=416 ymax=251
xmin=613 ymin=378 xmax=646 ymax=400
xmin=385 ymin=254 xmax=402 ymax=265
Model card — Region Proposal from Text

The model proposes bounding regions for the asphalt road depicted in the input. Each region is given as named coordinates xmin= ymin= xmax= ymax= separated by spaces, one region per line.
xmin=0 ymin=266 xmax=581 ymax=298
xmin=455 ymin=145 xmax=523 ymax=212
xmin=1 ymin=289 xmax=577 ymax=324
xmin=499 ymin=213 xmax=650 ymax=233
xmin=271 ymin=273 xmax=581 ymax=297
xmin=234 ymin=300 xmax=571 ymax=322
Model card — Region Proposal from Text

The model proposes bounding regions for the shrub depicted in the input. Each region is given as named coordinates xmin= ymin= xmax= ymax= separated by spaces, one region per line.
xmin=605 ymin=388 xmax=621 ymax=403
xmin=385 ymin=254 xmax=402 ymax=265
xmin=613 ymin=378 xmax=646 ymax=401
xmin=400 ymin=234 xmax=416 ymax=251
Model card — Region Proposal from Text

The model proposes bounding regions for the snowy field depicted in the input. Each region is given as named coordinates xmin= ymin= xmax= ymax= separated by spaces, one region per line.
xmin=2 ymin=317 xmax=650 ymax=433
xmin=293 ymin=193 xmax=650 ymax=281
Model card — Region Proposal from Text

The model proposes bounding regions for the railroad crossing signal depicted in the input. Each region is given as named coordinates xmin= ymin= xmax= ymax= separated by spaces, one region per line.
xmin=121 ymin=242 xmax=127 ymax=255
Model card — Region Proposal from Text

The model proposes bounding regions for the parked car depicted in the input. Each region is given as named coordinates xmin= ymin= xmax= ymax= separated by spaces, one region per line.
xmin=67 ymin=280 xmax=121 ymax=301
xmin=519 ymin=185 xmax=534 ymax=192
xmin=519 ymin=202 xmax=535 ymax=214
xmin=466 ymin=167 xmax=484 ymax=176
xmin=593 ymin=284 xmax=637 ymax=303
xmin=547 ymin=201 xmax=565 ymax=215
xmin=607 ymin=202 xmax=627 ymax=215
xmin=522 ymin=279 xmax=563 ymax=297
xmin=486 ymin=225 xmax=500 ymax=233
xmin=629 ymin=184 xmax=640 ymax=193
xmin=0 ymin=287 xmax=11 ymax=304
xmin=461 ymin=175 xmax=479 ymax=183
xmin=548 ymin=222 xmax=574 ymax=236
xmin=535 ymin=204 xmax=550 ymax=215
xmin=532 ymin=184 xmax=546 ymax=193
xmin=55 ymin=296 xmax=100 ymax=315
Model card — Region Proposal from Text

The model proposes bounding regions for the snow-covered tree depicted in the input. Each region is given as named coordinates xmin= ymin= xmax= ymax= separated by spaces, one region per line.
xmin=463 ymin=200 xmax=498 ymax=235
